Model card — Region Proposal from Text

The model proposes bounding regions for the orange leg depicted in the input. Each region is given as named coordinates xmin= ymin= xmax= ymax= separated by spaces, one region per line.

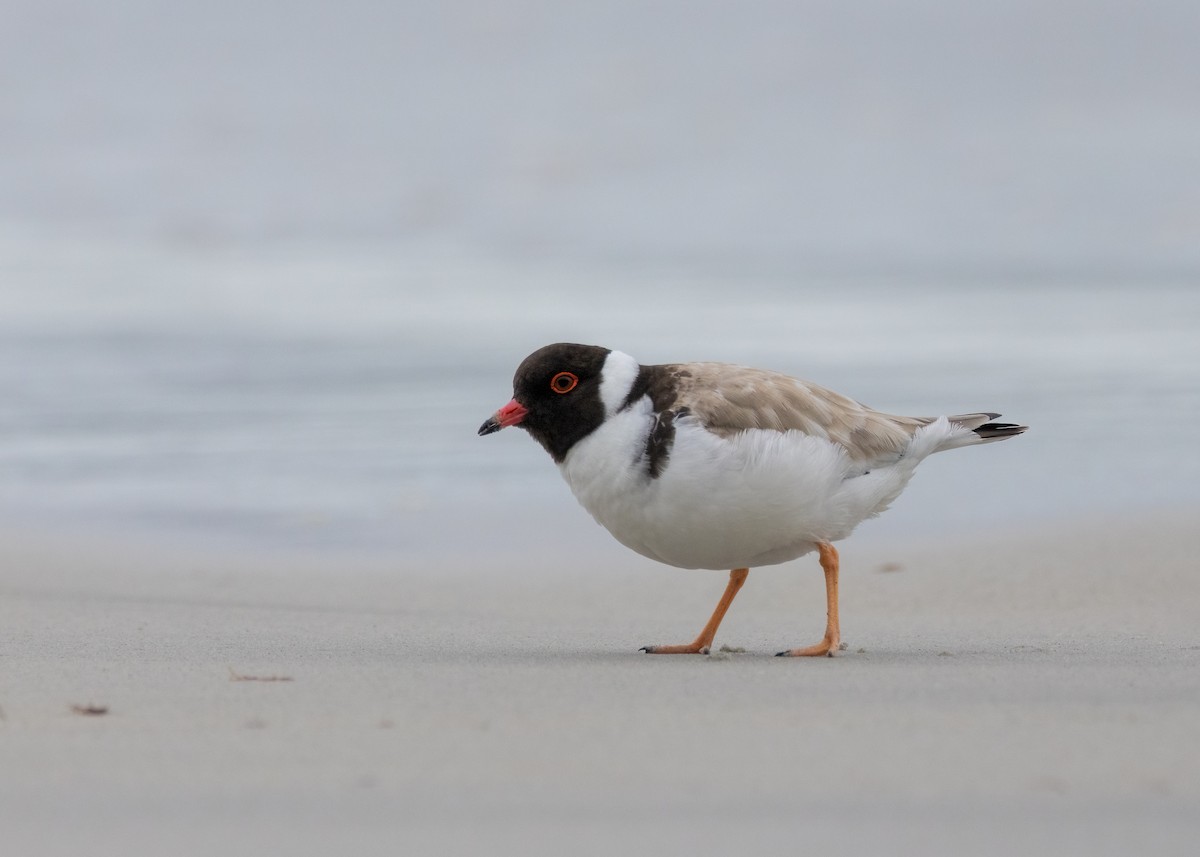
xmin=641 ymin=568 xmax=749 ymax=654
xmin=776 ymin=542 xmax=841 ymax=657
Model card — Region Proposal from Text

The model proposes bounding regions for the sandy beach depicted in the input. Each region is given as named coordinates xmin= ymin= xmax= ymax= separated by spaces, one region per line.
xmin=2 ymin=510 xmax=1197 ymax=856
xmin=5 ymin=2 xmax=1199 ymax=855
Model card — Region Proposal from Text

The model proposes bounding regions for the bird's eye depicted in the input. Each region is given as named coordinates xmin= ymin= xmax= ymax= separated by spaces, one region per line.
xmin=550 ymin=371 xmax=579 ymax=394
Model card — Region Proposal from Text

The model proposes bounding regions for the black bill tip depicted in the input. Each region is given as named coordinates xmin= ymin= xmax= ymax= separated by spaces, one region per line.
xmin=478 ymin=417 xmax=502 ymax=436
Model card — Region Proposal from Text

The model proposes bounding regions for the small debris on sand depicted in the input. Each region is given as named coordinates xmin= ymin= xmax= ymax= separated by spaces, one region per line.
xmin=228 ymin=668 xmax=294 ymax=683
xmin=70 ymin=704 xmax=109 ymax=716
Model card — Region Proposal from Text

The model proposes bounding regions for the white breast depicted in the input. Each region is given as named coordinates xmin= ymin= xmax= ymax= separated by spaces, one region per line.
xmin=559 ymin=399 xmax=958 ymax=570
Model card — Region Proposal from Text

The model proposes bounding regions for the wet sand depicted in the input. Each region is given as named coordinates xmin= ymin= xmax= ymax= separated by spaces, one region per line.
xmin=1 ymin=511 xmax=1197 ymax=856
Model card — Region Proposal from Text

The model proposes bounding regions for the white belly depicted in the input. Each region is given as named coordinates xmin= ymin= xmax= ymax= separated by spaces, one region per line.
xmin=558 ymin=404 xmax=924 ymax=570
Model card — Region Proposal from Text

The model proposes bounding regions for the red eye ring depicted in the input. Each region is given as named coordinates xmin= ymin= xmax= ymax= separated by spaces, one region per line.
xmin=550 ymin=371 xmax=579 ymax=394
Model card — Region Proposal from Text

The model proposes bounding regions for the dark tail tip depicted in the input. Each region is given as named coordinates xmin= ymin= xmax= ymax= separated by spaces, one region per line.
xmin=973 ymin=421 xmax=1028 ymax=440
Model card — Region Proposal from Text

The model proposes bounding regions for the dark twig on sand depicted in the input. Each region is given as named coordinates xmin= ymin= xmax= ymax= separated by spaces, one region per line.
xmin=70 ymin=704 xmax=109 ymax=716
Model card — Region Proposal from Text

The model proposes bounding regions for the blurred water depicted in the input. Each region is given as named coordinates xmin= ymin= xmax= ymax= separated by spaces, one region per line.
xmin=2 ymin=236 xmax=1197 ymax=555
xmin=1 ymin=2 xmax=1198 ymax=556
xmin=5 ymin=1 xmax=1199 ymax=270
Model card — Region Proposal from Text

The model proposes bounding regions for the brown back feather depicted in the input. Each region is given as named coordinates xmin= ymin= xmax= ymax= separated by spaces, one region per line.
xmin=654 ymin=363 xmax=930 ymax=463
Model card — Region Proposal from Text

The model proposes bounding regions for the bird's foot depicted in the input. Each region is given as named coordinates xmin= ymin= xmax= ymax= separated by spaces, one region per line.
xmin=775 ymin=635 xmax=841 ymax=658
xmin=640 ymin=643 xmax=711 ymax=655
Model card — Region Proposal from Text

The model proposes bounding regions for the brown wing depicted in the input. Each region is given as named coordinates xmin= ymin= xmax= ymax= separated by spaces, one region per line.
xmin=654 ymin=362 xmax=931 ymax=463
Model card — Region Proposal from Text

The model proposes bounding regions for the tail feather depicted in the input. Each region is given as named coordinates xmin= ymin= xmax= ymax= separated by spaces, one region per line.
xmin=944 ymin=412 xmax=1027 ymax=444
xmin=972 ymin=421 xmax=1027 ymax=441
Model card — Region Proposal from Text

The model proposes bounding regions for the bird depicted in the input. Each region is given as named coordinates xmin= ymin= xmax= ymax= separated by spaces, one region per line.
xmin=478 ymin=342 xmax=1026 ymax=657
